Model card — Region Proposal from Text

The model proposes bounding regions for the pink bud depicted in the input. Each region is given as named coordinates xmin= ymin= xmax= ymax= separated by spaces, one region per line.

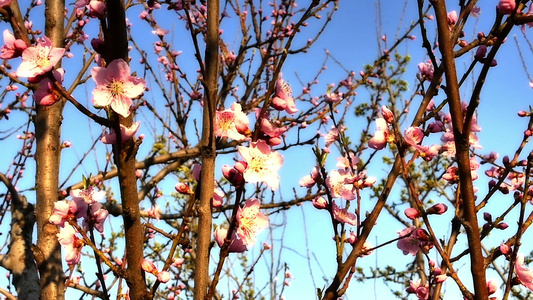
xmin=435 ymin=274 xmax=448 ymax=283
xmin=175 ymin=182 xmax=193 ymax=195
xmin=496 ymin=222 xmax=508 ymax=230
xmin=234 ymin=161 xmax=247 ymax=173
xmin=483 ymin=212 xmax=492 ymax=222
xmin=312 ymin=196 xmax=328 ymax=210
xmin=499 ymin=243 xmax=511 ymax=255
xmin=475 ymin=45 xmax=487 ymax=60
xmin=381 ymin=105 xmax=394 ymax=124
xmin=426 ymin=203 xmax=448 ymax=215
xmin=157 ymin=271 xmax=171 ymax=283
xmin=487 ymin=279 xmax=498 ymax=295
xmin=192 ymin=163 xmax=202 ymax=181
xmin=518 ymin=110 xmax=529 ymax=117
xmin=142 ymin=259 xmax=156 ymax=273
xmin=404 ymin=208 xmax=421 ymax=220
xmin=497 ymin=0 xmax=516 ymax=14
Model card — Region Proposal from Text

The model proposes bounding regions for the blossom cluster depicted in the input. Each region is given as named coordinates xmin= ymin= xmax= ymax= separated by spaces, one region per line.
xmin=214 ymin=199 xmax=269 ymax=253
xmin=49 ymin=187 xmax=109 ymax=265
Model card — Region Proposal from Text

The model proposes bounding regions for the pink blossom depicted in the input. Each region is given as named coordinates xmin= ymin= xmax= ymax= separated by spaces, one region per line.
xmin=222 ymin=164 xmax=244 ymax=187
xmin=192 ymin=163 xmax=201 ymax=181
xmin=336 ymin=153 xmax=360 ymax=170
xmin=332 ymin=202 xmax=357 ymax=226
xmin=487 ymin=279 xmax=498 ymax=295
xmin=260 ymin=117 xmax=287 ymax=139
xmin=101 ymin=121 xmax=141 ymax=144
xmin=71 ymin=187 xmax=105 ymax=205
xmin=0 ymin=0 xmax=12 ymax=7
xmin=324 ymin=126 xmax=341 ymax=148
xmin=215 ymin=102 xmax=250 ymax=141
xmin=49 ymin=200 xmax=76 ymax=226
xmin=212 ymin=188 xmax=224 ymax=208
xmin=214 ymin=227 xmax=247 ymax=253
xmin=368 ymin=118 xmax=391 ymax=150
xmin=420 ymin=144 xmax=441 ymax=161
xmin=236 ymin=199 xmax=269 ymax=246
xmin=88 ymin=1 xmax=106 ymax=18
xmin=157 ymin=271 xmax=171 ymax=283
xmin=299 ymin=166 xmax=320 ymax=188
xmin=142 ymin=259 xmax=156 ymax=273
xmin=443 ymin=166 xmax=459 ymax=184
xmin=271 ymin=76 xmax=298 ymax=115
xmin=16 ymin=36 xmax=65 ymax=78
xmin=238 ymin=140 xmax=284 ymax=190
xmin=83 ymin=202 xmax=108 ymax=233
xmin=381 ymin=105 xmax=394 ymax=123
xmin=91 ymin=58 xmax=146 ymax=117
xmin=406 ymin=279 xmax=429 ymax=300
xmin=397 ymin=227 xmax=428 ymax=256
xmin=0 ymin=29 xmax=27 ymax=59
xmin=470 ymin=6 xmax=481 ymax=17
xmin=516 ymin=254 xmax=533 ymax=290
xmin=418 ymin=61 xmax=434 ymax=81
xmin=325 ymin=91 xmax=342 ymax=103
xmin=33 ymin=68 xmax=64 ymax=106
xmin=447 ymin=10 xmax=458 ymax=25
xmin=326 ymin=169 xmax=355 ymax=200
xmin=152 ymin=28 xmax=169 ymax=36
xmin=344 ymin=232 xmax=373 ymax=255
xmin=172 ymin=257 xmax=185 ymax=268
xmin=498 ymin=0 xmax=516 ymax=14
xmin=147 ymin=205 xmax=160 ymax=221
xmin=57 ymin=223 xmax=83 ymax=265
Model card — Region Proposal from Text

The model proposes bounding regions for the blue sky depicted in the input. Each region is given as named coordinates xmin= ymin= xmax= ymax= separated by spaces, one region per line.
xmin=1 ymin=0 xmax=533 ymax=299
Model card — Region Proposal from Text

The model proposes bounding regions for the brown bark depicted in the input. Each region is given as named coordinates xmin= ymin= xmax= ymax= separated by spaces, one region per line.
xmin=194 ymin=0 xmax=219 ymax=299
xmin=34 ymin=1 xmax=66 ymax=299
xmin=105 ymin=0 xmax=148 ymax=299
xmin=0 ymin=174 xmax=39 ymax=300
xmin=430 ymin=0 xmax=487 ymax=299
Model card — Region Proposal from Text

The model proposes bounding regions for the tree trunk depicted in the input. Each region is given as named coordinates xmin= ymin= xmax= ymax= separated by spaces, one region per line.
xmin=194 ymin=0 xmax=219 ymax=299
xmin=34 ymin=1 xmax=66 ymax=299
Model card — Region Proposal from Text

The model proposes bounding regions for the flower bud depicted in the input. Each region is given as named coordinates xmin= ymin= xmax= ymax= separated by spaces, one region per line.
xmin=234 ymin=161 xmax=247 ymax=173
xmin=404 ymin=208 xmax=421 ymax=220
xmin=381 ymin=105 xmax=394 ymax=124
xmin=312 ymin=196 xmax=328 ymax=210
xmin=142 ymin=259 xmax=156 ymax=273
xmin=426 ymin=203 xmax=448 ymax=215
xmin=518 ymin=110 xmax=529 ymax=117
xmin=496 ymin=222 xmax=509 ymax=230
xmin=475 ymin=45 xmax=487 ymax=60
xmin=499 ymin=243 xmax=511 ymax=255
xmin=175 ymin=182 xmax=194 ymax=195
xmin=435 ymin=274 xmax=448 ymax=283
xmin=487 ymin=279 xmax=498 ymax=295
xmin=157 ymin=271 xmax=171 ymax=283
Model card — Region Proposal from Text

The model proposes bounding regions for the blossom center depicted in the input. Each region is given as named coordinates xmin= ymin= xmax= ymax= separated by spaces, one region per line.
xmin=281 ymin=81 xmax=292 ymax=95
xmin=218 ymin=112 xmax=235 ymax=131
xmin=33 ymin=48 xmax=51 ymax=68
xmin=108 ymin=80 xmax=125 ymax=97
xmin=249 ymin=155 xmax=269 ymax=173
xmin=240 ymin=214 xmax=259 ymax=234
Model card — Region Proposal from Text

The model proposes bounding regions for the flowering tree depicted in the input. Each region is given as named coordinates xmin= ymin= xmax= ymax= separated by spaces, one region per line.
xmin=0 ymin=0 xmax=532 ymax=299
